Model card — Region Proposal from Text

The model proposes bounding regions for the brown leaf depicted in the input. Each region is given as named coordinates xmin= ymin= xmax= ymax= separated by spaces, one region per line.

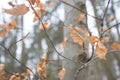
xmin=37 ymin=3 xmax=46 ymax=9
xmin=101 ymin=37 xmax=110 ymax=43
xmin=21 ymin=67 xmax=32 ymax=80
xmin=95 ymin=41 xmax=107 ymax=59
xmin=109 ymin=16 xmax=115 ymax=21
xmin=0 ymin=64 xmax=5 ymax=79
xmin=77 ymin=13 xmax=85 ymax=22
xmin=74 ymin=26 xmax=85 ymax=33
xmin=39 ymin=22 xmax=51 ymax=30
xmin=111 ymin=42 xmax=120 ymax=50
xmin=49 ymin=1 xmax=56 ymax=8
xmin=58 ymin=68 xmax=65 ymax=80
xmin=87 ymin=36 xmax=99 ymax=45
xmin=27 ymin=0 xmax=40 ymax=5
xmin=8 ymin=19 xmax=17 ymax=29
xmin=37 ymin=53 xmax=47 ymax=79
xmin=9 ymin=73 xmax=20 ymax=80
xmin=33 ymin=9 xmax=46 ymax=22
xmin=69 ymin=27 xmax=85 ymax=46
xmin=0 ymin=20 xmax=17 ymax=38
xmin=4 ymin=4 xmax=29 ymax=15
xmin=60 ymin=38 xmax=67 ymax=48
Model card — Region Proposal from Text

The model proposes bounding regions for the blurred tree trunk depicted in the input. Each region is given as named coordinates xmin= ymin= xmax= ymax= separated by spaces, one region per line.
xmin=63 ymin=0 xmax=88 ymax=80
xmin=47 ymin=21 xmax=64 ymax=80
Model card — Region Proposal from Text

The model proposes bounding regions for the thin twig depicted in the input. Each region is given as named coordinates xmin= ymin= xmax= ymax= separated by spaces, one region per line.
xmin=101 ymin=22 xmax=120 ymax=36
xmin=9 ymin=32 xmax=30 ymax=49
xmin=102 ymin=0 xmax=111 ymax=20
xmin=74 ymin=49 xmax=120 ymax=80
xmin=28 ymin=0 xmax=76 ymax=63
xmin=59 ymin=0 xmax=100 ymax=20
xmin=0 ymin=44 xmax=38 ymax=79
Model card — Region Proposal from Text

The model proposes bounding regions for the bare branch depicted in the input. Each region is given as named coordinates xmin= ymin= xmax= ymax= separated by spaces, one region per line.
xmin=9 ymin=32 xmax=30 ymax=49
xmin=27 ymin=0 xmax=77 ymax=63
xmin=0 ymin=44 xmax=39 ymax=79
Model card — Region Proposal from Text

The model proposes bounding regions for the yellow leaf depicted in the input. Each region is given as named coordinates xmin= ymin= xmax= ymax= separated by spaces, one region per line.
xmin=77 ymin=13 xmax=85 ymax=22
xmin=4 ymin=4 xmax=29 ymax=15
xmin=58 ymin=68 xmax=65 ymax=80
xmin=69 ymin=26 xmax=85 ymax=46
xmin=87 ymin=36 xmax=99 ymax=45
xmin=95 ymin=41 xmax=107 ymax=59
xmin=39 ymin=22 xmax=51 ymax=30
xmin=111 ymin=42 xmax=120 ymax=50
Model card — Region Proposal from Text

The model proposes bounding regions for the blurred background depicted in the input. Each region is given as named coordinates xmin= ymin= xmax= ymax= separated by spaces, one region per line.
xmin=0 ymin=0 xmax=120 ymax=80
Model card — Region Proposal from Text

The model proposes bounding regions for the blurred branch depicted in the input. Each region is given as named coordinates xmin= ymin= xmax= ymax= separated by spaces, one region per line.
xmin=0 ymin=43 xmax=38 ymax=79
xmin=59 ymin=0 xmax=100 ymax=20
xmin=74 ymin=49 xmax=120 ymax=80
xmin=28 ymin=0 xmax=77 ymax=63
xmin=9 ymin=32 xmax=30 ymax=49
xmin=101 ymin=22 xmax=120 ymax=36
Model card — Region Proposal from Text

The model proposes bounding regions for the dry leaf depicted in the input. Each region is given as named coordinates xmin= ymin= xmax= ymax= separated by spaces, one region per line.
xmin=37 ymin=3 xmax=46 ymax=9
xmin=8 ymin=19 xmax=17 ymax=29
xmin=87 ymin=36 xmax=99 ymax=45
xmin=77 ymin=13 xmax=85 ymax=22
xmin=109 ymin=16 xmax=115 ymax=21
xmin=33 ymin=9 xmax=41 ymax=22
xmin=95 ymin=41 xmax=107 ymax=59
xmin=39 ymin=22 xmax=51 ymax=30
xmin=4 ymin=4 xmax=29 ymax=15
xmin=9 ymin=73 xmax=20 ymax=80
xmin=37 ymin=53 xmax=47 ymax=79
xmin=74 ymin=26 xmax=84 ymax=33
xmin=49 ymin=1 xmax=56 ymax=7
xmin=111 ymin=42 xmax=120 ymax=50
xmin=8 ymin=2 xmax=15 ymax=7
xmin=21 ymin=67 xmax=32 ymax=80
xmin=101 ymin=37 xmax=110 ymax=43
xmin=0 ymin=64 xmax=5 ymax=79
xmin=58 ymin=68 xmax=65 ymax=80
xmin=60 ymin=38 xmax=67 ymax=48
xmin=0 ymin=20 xmax=17 ymax=38
xmin=69 ymin=27 xmax=85 ymax=46
xmin=27 ymin=0 xmax=40 ymax=5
